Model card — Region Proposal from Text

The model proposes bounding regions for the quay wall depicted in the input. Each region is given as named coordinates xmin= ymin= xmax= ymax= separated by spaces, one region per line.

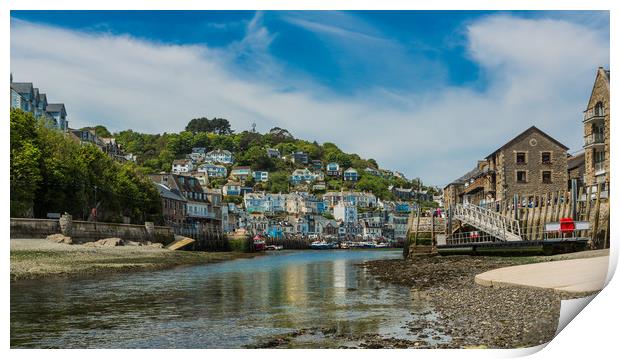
xmin=10 ymin=216 xmax=174 ymax=245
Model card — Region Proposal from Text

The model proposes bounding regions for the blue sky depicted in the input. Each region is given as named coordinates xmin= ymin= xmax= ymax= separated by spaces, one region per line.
xmin=10 ymin=10 xmax=610 ymax=185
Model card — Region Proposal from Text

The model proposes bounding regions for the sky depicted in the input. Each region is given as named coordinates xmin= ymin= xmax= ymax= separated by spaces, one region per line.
xmin=10 ymin=10 xmax=610 ymax=186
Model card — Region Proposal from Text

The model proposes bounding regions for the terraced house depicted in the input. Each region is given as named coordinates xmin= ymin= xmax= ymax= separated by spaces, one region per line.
xmin=582 ymin=67 xmax=610 ymax=198
xmin=10 ymin=75 xmax=68 ymax=132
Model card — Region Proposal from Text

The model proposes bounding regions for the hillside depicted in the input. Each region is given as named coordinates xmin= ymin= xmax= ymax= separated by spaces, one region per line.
xmin=110 ymin=117 xmax=437 ymax=200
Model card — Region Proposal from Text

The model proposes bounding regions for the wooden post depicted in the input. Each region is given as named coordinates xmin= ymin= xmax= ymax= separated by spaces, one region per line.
xmin=570 ymin=179 xmax=578 ymax=219
xmin=532 ymin=195 xmax=540 ymax=240
xmin=591 ymin=183 xmax=602 ymax=248
xmin=541 ymin=192 xmax=550 ymax=239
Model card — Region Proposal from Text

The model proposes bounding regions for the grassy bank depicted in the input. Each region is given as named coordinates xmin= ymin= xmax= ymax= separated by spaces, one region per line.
xmin=10 ymin=239 xmax=262 ymax=281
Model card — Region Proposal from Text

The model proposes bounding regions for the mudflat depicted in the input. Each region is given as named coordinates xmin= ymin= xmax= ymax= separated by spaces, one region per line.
xmin=10 ymin=238 xmax=261 ymax=281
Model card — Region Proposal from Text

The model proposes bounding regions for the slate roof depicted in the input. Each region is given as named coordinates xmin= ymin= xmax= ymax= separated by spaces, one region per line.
xmin=154 ymin=183 xmax=186 ymax=202
xmin=485 ymin=126 xmax=569 ymax=159
xmin=46 ymin=103 xmax=66 ymax=113
xmin=10 ymin=82 xmax=33 ymax=94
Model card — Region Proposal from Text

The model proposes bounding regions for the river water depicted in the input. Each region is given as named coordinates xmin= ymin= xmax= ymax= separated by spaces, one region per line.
xmin=11 ymin=249 xmax=444 ymax=348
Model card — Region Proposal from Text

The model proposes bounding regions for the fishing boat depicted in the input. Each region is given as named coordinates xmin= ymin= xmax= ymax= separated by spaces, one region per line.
xmin=310 ymin=240 xmax=336 ymax=249
xmin=253 ymin=235 xmax=266 ymax=251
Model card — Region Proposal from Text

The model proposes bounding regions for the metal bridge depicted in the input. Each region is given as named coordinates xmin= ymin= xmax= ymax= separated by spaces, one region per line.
xmin=452 ymin=203 xmax=522 ymax=242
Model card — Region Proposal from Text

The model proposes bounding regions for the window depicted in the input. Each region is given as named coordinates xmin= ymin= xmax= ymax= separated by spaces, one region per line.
xmin=516 ymin=152 xmax=526 ymax=164
xmin=542 ymin=171 xmax=552 ymax=184
xmin=516 ymin=171 xmax=527 ymax=183
xmin=541 ymin=152 xmax=551 ymax=164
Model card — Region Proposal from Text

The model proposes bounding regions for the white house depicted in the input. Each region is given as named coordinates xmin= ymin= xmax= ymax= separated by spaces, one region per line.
xmin=223 ymin=181 xmax=242 ymax=196
xmin=172 ymin=159 xmax=193 ymax=174
xmin=290 ymin=168 xmax=317 ymax=184
xmin=205 ymin=149 xmax=234 ymax=164
xmin=343 ymin=168 xmax=359 ymax=181
xmin=230 ymin=166 xmax=252 ymax=181
xmin=198 ymin=163 xmax=227 ymax=178
xmin=333 ymin=202 xmax=358 ymax=223
xmin=253 ymin=171 xmax=269 ymax=182
xmin=189 ymin=147 xmax=207 ymax=162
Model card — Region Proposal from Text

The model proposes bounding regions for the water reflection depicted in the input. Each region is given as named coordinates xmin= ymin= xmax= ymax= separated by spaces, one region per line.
xmin=11 ymin=250 xmax=421 ymax=348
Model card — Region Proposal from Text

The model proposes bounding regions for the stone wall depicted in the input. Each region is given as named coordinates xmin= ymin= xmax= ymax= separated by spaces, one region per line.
xmin=10 ymin=216 xmax=174 ymax=244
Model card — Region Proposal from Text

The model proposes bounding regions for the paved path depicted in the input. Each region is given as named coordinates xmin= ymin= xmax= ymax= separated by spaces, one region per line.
xmin=475 ymin=255 xmax=609 ymax=296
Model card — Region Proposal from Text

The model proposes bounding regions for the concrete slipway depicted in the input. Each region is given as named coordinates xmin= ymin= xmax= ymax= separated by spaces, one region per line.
xmin=475 ymin=255 xmax=609 ymax=296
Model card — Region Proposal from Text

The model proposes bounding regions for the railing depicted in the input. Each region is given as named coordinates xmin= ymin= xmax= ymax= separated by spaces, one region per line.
xmin=453 ymin=203 xmax=521 ymax=241
xmin=583 ymin=108 xmax=605 ymax=121
xmin=584 ymin=132 xmax=605 ymax=146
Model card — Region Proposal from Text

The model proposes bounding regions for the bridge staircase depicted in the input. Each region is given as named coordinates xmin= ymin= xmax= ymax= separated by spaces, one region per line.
xmin=452 ymin=203 xmax=522 ymax=242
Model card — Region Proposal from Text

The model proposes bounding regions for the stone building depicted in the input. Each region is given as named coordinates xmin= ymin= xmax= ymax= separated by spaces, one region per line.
xmin=582 ymin=67 xmax=610 ymax=198
xmin=486 ymin=126 xmax=569 ymax=201
xmin=445 ymin=126 xmax=569 ymax=207
xmin=567 ymin=151 xmax=586 ymax=191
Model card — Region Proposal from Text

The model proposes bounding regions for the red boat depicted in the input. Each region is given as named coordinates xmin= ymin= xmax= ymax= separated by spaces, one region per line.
xmin=253 ymin=235 xmax=266 ymax=251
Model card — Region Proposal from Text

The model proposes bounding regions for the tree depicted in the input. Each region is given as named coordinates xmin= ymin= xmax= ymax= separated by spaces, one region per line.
xmin=10 ymin=110 xmax=42 ymax=216
xmin=185 ymin=117 xmax=233 ymax=135
xmin=267 ymin=171 xmax=290 ymax=193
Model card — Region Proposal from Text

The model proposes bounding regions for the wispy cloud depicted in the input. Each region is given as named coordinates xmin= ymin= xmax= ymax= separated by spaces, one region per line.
xmin=10 ymin=13 xmax=608 ymax=185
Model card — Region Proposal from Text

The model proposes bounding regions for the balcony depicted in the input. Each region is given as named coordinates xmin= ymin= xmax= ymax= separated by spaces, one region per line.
xmin=594 ymin=161 xmax=606 ymax=176
xmin=584 ymin=132 xmax=605 ymax=148
xmin=583 ymin=108 xmax=605 ymax=123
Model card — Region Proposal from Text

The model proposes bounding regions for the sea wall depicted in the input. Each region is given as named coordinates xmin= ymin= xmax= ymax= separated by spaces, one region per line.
xmin=10 ymin=216 xmax=174 ymax=245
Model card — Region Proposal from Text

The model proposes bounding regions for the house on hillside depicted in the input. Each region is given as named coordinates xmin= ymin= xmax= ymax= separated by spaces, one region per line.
xmin=223 ymin=181 xmax=242 ymax=196
xmin=326 ymin=162 xmax=341 ymax=177
xmin=266 ymin=148 xmax=280 ymax=158
xmin=253 ymin=171 xmax=269 ymax=183
xmin=197 ymin=163 xmax=227 ymax=178
xmin=172 ymin=159 xmax=193 ymax=174
xmin=290 ymin=168 xmax=317 ymax=185
xmin=150 ymin=173 xmax=218 ymax=226
xmin=153 ymin=183 xmax=187 ymax=225
xmin=291 ymin=151 xmax=309 ymax=165
xmin=230 ymin=166 xmax=252 ymax=181
xmin=189 ymin=147 xmax=207 ymax=163
xmin=365 ymin=167 xmax=381 ymax=176
xmin=343 ymin=168 xmax=359 ymax=181
xmin=205 ymin=149 xmax=234 ymax=164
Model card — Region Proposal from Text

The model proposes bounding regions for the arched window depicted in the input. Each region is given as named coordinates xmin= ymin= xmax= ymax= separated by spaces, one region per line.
xmin=595 ymin=101 xmax=604 ymax=116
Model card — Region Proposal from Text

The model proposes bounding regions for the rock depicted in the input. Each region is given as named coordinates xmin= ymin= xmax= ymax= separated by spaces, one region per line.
xmin=84 ymin=237 xmax=125 ymax=247
xmin=47 ymin=233 xmax=72 ymax=244
xmin=124 ymin=241 xmax=143 ymax=246
xmin=149 ymin=242 xmax=164 ymax=249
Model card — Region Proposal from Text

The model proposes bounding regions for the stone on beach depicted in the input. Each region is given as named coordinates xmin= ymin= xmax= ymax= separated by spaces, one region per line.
xmin=46 ymin=233 xmax=72 ymax=244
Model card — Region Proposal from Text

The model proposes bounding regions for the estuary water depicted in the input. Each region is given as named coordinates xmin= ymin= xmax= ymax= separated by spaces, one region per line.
xmin=11 ymin=249 xmax=438 ymax=348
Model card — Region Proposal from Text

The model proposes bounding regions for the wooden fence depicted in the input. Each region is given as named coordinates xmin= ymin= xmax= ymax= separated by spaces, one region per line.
xmin=409 ymin=183 xmax=610 ymax=249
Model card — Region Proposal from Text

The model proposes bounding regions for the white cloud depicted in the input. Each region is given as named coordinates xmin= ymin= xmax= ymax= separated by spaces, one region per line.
xmin=10 ymin=14 xmax=608 ymax=186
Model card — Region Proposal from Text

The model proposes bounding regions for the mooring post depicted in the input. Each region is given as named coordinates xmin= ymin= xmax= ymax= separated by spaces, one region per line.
xmin=570 ymin=179 xmax=578 ymax=219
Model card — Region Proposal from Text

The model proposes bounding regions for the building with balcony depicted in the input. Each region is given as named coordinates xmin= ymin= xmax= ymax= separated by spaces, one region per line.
xmin=583 ymin=67 xmax=610 ymax=197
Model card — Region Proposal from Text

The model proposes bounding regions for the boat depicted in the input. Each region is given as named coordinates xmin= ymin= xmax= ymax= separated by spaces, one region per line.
xmin=253 ymin=235 xmax=266 ymax=251
xmin=310 ymin=240 xmax=337 ymax=249
xmin=265 ymin=244 xmax=283 ymax=251
xmin=375 ymin=242 xmax=389 ymax=248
